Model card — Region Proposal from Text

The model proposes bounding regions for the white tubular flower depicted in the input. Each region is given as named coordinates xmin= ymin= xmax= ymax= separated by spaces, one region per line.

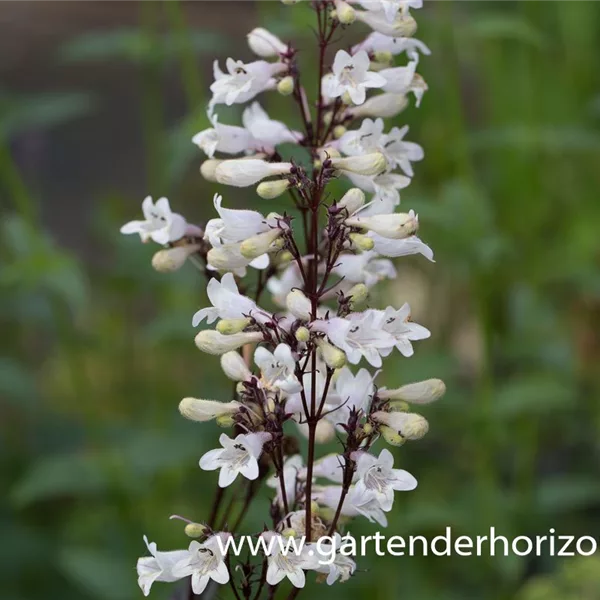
xmin=331 ymin=366 xmax=375 ymax=419
xmin=373 ymin=303 xmax=430 ymax=357
xmin=179 ymin=398 xmax=241 ymax=423
xmin=286 ymin=289 xmax=312 ymax=320
xmin=204 ymin=194 xmax=273 ymax=247
xmin=353 ymin=448 xmax=417 ymax=511
xmin=210 ymin=58 xmax=285 ymax=106
xmin=382 ymin=125 xmax=424 ymax=176
xmin=330 ymin=152 xmax=387 ymax=176
xmin=242 ymin=102 xmax=301 ymax=150
xmin=137 ymin=536 xmax=189 ymax=597
xmin=312 ymin=485 xmax=388 ymax=527
xmin=345 ymin=210 xmax=419 ymax=239
xmin=207 ymin=243 xmax=269 ymax=277
xmin=171 ymin=534 xmax=231 ymax=595
xmin=200 ymin=159 xmax=223 ymax=182
xmin=216 ymin=159 xmax=293 ymax=187
xmin=247 ymin=27 xmax=288 ymax=57
xmin=379 ymin=378 xmax=446 ymax=403
xmin=121 ymin=196 xmax=187 ymax=244
xmin=379 ymin=61 xmax=420 ymax=95
xmin=369 ymin=232 xmax=434 ymax=261
xmin=152 ymin=245 xmax=200 ymax=273
xmin=315 ymin=533 xmax=357 ymax=585
xmin=313 ymin=453 xmax=347 ymax=483
xmin=262 ymin=532 xmax=319 ymax=588
xmin=255 ymin=343 xmax=302 ymax=394
xmin=348 ymin=92 xmax=408 ymax=118
xmin=371 ymin=410 xmax=429 ymax=440
xmin=409 ymin=72 xmax=428 ymax=107
xmin=322 ymin=50 xmax=386 ymax=105
xmin=192 ymin=273 xmax=267 ymax=327
xmin=240 ymin=228 xmax=284 ymax=260
xmin=336 ymin=187 xmax=365 ymax=214
xmin=354 ymin=10 xmax=417 ymax=38
xmin=345 ymin=171 xmax=411 ymax=209
xmin=312 ymin=312 xmax=395 ymax=368
xmin=358 ymin=0 xmax=422 ymax=23
xmin=220 ymin=351 xmax=253 ymax=382
xmin=195 ymin=330 xmax=264 ymax=355
xmin=266 ymin=262 xmax=304 ymax=307
xmin=332 ymin=251 xmax=396 ymax=287
xmin=192 ymin=114 xmax=252 ymax=159
xmin=199 ymin=432 xmax=272 ymax=487
xmin=353 ymin=32 xmax=431 ymax=60
xmin=266 ymin=454 xmax=304 ymax=508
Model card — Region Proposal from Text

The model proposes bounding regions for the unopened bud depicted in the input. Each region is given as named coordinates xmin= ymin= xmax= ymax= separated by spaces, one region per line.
xmin=216 ymin=414 xmax=236 ymax=427
xmin=151 ymin=245 xmax=200 ymax=273
xmin=316 ymin=339 xmax=347 ymax=369
xmin=216 ymin=159 xmax=293 ymax=187
xmin=277 ymin=76 xmax=295 ymax=96
xmin=337 ymin=188 xmax=365 ymax=214
xmin=349 ymin=233 xmax=375 ymax=251
xmin=235 ymin=382 xmax=246 ymax=394
xmin=379 ymin=424 xmax=406 ymax=446
xmin=179 ymin=398 xmax=241 ymax=422
xmin=184 ymin=523 xmax=207 ymax=538
xmin=341 ymin=90 xmax=353 ymax=105
xmin=281 ymin=528 xmax=296 ymax=538
xmin=286 ymin=289 xmax=312 ymax=320
xmin=319 ymin=146 xmax=341 ymax=161
xmin=216 ymin=317 xmax=252 ymax=335
xmin=389 ymin=400 xmax=411 ymax=412
xmin=276 ymin=250 xmax=294 ymax=265
xmin=349 ymin=93 xmax=408 ymax=119
xmin=240 ymin=229 xmax=284 ymax=259
xmin=200 ymin=159 xmax=222 ymax=182
xmin=257 ymin=178 xmax=292 ymax=199
xmin=345 ymin=210 xmax=418 ymax=239
xmin=372 ymin=410 xmax=429 ymax=440
xmin=354 ymin=10 xmax=417 ymax=38
xmin=310 ymin=500 xmax=320 ymax=516
xmin=374 ymin=50 xmax=393 ymax=64
xmin=347 ymin=283 xmax=369 ymax=307
xmin=220 ymin=351 xmax=252 ymax=381
xmin=361 ymin=422 xmax=374 ymax=436
xmin=379 ymin=378 xmax=446 ymax=404
xmin=247 ymin=27 xmax=287 ymax=58
xmin=334 ymin=0 xmax=356 ymax=24
xmin=295 ymin=326 xmax=310 ymax=343
xmin=195 ymin=330 xmax=263 ymax=355
xmin=330 ymin=152 xmax=387 ymax=176
xmin=333 ymin=125 xmax=346 ymax=139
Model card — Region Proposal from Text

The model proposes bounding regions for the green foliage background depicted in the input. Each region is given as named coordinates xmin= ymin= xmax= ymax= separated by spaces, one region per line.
xmin=1 ymin=2 xmax=600 ymax=599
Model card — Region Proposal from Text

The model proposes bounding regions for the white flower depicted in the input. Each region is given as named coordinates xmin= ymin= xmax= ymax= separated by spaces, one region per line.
xmin=338 ymin=118 xmax=386 ymax=157
xmin=331 ymin=366 xmax=376 ymax=421
xmin=358 ymin=0 xmax=422 ymax=23
xmin=215 ymin=159 xmax=293 ymax=187
xmin=312 ymin=485 xmax=388 ymax=526
xmin=345 ymin=171 xmax=411 ymax=208
xmin=207 ymin=242 xmax=270 ymax=277
xmin=371 ymin=410 xmax=429 ymax=440
xmin=192 ymin=272 xmax=267 ymax=326
xmin=262 ymin=532 xmax=318 ymax=587
xmin=332 ymin=251 xmax=396 ymax=287
xmin=346 ymin=210 xmax=419 ymax=239
xmin=322 ymin=50 xmax=386 ymax=105
xmin=247 ymin=28 xmax=288 ymax=57
xmin=353 ymin=448 xmax=417 ymax=511
xmin=192 ymin=114 xmax=252 ymax=159
xmin=313 ymin=312 xmax=396 ymax=367
xmin=354 ymin=9 xmax=417 ymax=38
xmin=330 ymin=152 xmax=387 ymax=176
xmin=348 ymin=92 xmax=408 ymax=119
xmin=172 ymin=534 xmax=231 ymax=595
xmin=255 ymin=344 xmax=302 ymax=394
xmin=210 ymin=58 xmax=285 ymax=106
xmin=315 ymin=533 xmax=357 ymax=585
xmin=242 ymin=102 xmax=300 ymax=150
xmin=120 ymin=196 xmax=187 ymax=244
xmin=267 ymin=454 xmax=304 ymax=507
xmin=369 ymin=232 xmax=434 ymax=261
xmin=312 ymin=453 xmax=347 ymax=483
xmin=199 ymin=432 xmax=271 ymax=487
xmin=137 ymin=536 xmax=189 ymax=597
xmin=353 ymin=32 xmax=431 ymax=61
xmin=204 ymin=194 xmax=272 ymax=247
xmin=379 ymin=61 xmax=417 ymax=94
xmin=381 ymin=125 xmax=424 ymax=176
xmin=373 ymin=303 xmax=430 ymax=357
xmin=151 ymin=245 xmax=200 ymax=273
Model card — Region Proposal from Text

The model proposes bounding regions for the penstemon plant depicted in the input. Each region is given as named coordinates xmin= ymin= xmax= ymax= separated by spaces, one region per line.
xmin=123 ymin=0 xmax=446 ymax=597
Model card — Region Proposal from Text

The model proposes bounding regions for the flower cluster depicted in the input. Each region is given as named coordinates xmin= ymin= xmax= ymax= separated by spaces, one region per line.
xmin=123 ymin=0 xmax=445 ymax=596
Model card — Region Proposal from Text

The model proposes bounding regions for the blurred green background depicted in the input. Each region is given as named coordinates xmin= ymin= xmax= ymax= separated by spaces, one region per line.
xmin=2 ymin=1 xmax=600 ymax=599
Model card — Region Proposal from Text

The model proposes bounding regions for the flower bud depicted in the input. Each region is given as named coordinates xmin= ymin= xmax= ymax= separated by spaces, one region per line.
xmin=184 ymin=523 xmax=207 ymax=538
xmin=247 ymin=27 xmax=288 ymax=57
xmin=276 ymin=250 xmax=294 ymax=265
xmin=286 ymin=289 xmax=312 ymax=320
xmin=379 ymin=425 xmax=406 ymax=446
xmin=281 ymin=528 xmax=297 ymax=538
xmin=341 ymin=91 xmax=353 ymax=105
xmin=330 ymin=152 xmax=387 ymax=176
xmin=333 ymin=125 xmax=346 ymax=139
xmin=347 ymin=283 xmax=369 ymax=307
xmin=295 ymin=326 xmax=310 ymax=343
xmin=240 ymin=228 xmax=284 ymax=259
xmin=371 ymin=410 xmax=429 ymax=440
xmin=319 ymin=146 xmax=341 ymax=161
xmin=389 ymin=400 xmax=410 ymax=412
xmin=216 ymin=317 xmax=252 ymax=335
xmin=216 ymin=414 xmax=236 ymax=427
xmin=349 ymin=93 xmax=408 ymax=118
xmin=257 ymin=178 xmax=292 ymax=199
xmin=236 ymin=382 xmax=246 ymax=394
xmin=151 ymin=245 xmax=200 ymax=273
xmin=345 ymin=211 xmax=418 ymax=239
xmin=334 ymin=0 xmax=356 ymax=24
xmin=354 ymin=11 xmax=417 ymax=38
xmin=215 ymin=159 xmax=293 ymax=187
xmin=277 ymin=76 xmax=295 ymax=96
xmin=337 ymin=188 xmax=365 ymax=214
xmin=195 ymin=330 xmax=263 ymax=355
xmin=179 ymin=397 xmax=241 ymax=422
xmin=316 ymin=339 xmax=347 ymax=369
xmin=220 ymin=351 xmax=253 ymax=381
xmin=200 ymin=159 xmax=223 ymax=182
xmin=374 ymin=50 xmax=393 ymax=65
xmin=206 ymin=245 xmax=248 ymax=272
xmin=349 ymin=233 xmax=375 ymax=251
xmin=379 ymin=379 xmax=446 ymax=404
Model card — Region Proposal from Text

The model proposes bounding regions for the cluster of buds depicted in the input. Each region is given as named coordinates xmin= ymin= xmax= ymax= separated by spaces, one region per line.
xmin=124 ymin=1 xmax=445 ymax=597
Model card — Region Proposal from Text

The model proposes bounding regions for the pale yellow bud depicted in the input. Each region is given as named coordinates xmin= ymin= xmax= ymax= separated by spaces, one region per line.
xmin=316 ymin=339 xmax=346 ymax=369
xmin=348 ymin=233 xmax=375 ymax=251
xmin=295 ymin=326 xmax=310 ymax=343
xmin=319 ymin=147 xmax=341 ymax=161
xmin=379 ymin=379 xmax=446 ymax=404
xmin=337 ymin=188 xmax=365 ymax=214
xmin=379 ymin=424 xmax=406 ymax=446
xmin=235 ymin=382 xmax=246 ymax=395
xmin=257 ymin=178 xmax=292 ymax=199
xmin=334 ymin=0 xmax=356 ymax=24
xmin=220 ymin=351 xmax=252 ymax=381
xmin=330 ymin=152 xmax=387 ymax=176
xmin=389 ymin=400 xmax=411 ymax=412
xmin=184 ymin=523 xmax=207 ymax=538
xmin=216 ymin=414 xmax=236 ymax=427
xmin=349 ymin=93 xmax=408 ymax=119
xmin=216 ymin=317 xmax=252 ymax=335
xmin=281 ymin=528 xmax=297 ymax=538
xmin=361 ymin=422 xmax=374 ymax=436
xmin=195 ymin=330 xmax=263 ymax=355
xmin=342 ymin=91 xmax=353 ymax=105
xmin=374 ymin=51 xmax=393 ymax=65
xmin=372 ymin=410 xmax=429 ymax=440
xmin=286 ymin=289 xmax=312 ymax=320
xmin=240 ymin=229 xmax=284 ymax=259
xmin=310 ymin=500 xmax=320 ymax=516
xmin=277 ymin=250 xmax=294 ymax=265
xmin=347 ymin=283 xmax=369 ymax=307
xmin=151 ymin=245 xmax=200 ymax=273
xmin=200 ymin=159 xmax=222 ymax=182
xmin=277 ymin=76 xmax=295 ymax=95
xmin=345 ymin=211 xmax=418 ymax=239
xmin=179 ymin=397 xmax=241 ymax=422
xmin=333 ymin=125 xmax=346 ymax=139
